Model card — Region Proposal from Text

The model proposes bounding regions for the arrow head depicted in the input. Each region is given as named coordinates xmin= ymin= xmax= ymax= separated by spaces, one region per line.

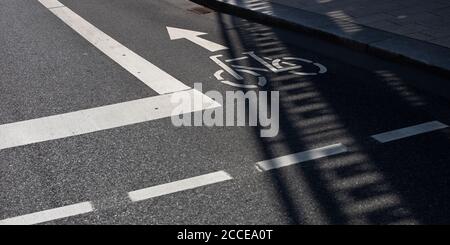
xmin=166 ymin=27 xmax=207 ymax=40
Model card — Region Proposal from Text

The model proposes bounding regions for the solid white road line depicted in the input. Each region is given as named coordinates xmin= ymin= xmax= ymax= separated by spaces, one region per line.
xmin=0 ymin=89 xmax=220 ymax=150
xmin=371 ymin=121 xmax=448 ymax=143
xmin=0 ymin=202 xmax=93 ymax=225
xmin=128 ymin=171 xmax=233 ymax=202
xmin=256 ymin=143 xmax=348 ymax=171
xmin=38 ymin=0 xmax=190 ymax=94
xmin=39 ymin=0 xmax=64 ymax=8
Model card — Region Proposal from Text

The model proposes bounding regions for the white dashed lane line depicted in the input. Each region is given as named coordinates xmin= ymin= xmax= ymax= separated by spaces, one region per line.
xmin=255 ymin=143 xmax=348 ymax=171
xmin=0 ymin=171 xmax=233 ymax=225
xmin=128 ymin=171 xmax=233 ymax=202
xmin=0 ymin=142 xmax=348 ymax=225
xmin=0 ymin=202 xmax=93 ymax=225
xmin=371 ymin=121 xmax=448 ymax=143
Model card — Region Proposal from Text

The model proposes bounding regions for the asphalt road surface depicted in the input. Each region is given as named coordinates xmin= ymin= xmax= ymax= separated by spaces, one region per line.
xmin=1 ymin=0 xmax=450 ymax=225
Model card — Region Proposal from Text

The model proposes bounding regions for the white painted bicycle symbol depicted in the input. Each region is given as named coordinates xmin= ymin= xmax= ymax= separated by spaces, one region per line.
xmin=211 ymin=51 xmax=327 ymax=89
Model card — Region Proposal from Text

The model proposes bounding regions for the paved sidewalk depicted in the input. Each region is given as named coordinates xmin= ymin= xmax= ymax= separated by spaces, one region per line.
xmin=273 ymin=0 xmax=450 ymax=48
xmin=194 ymin=0 xmax=450 ymax=76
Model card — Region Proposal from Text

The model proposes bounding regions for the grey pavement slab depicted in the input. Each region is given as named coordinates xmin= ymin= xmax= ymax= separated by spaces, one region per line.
xmin=197 ymin=0 xmax=450 ymax=76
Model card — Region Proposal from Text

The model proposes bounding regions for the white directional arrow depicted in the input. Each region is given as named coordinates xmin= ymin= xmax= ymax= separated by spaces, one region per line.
xmin=166 ymin=27 xmax=227 ymax=52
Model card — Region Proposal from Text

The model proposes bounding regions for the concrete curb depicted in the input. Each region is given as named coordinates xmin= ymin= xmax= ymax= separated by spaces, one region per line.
xmin=192 ymin=0 xmax=450 ymax=78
